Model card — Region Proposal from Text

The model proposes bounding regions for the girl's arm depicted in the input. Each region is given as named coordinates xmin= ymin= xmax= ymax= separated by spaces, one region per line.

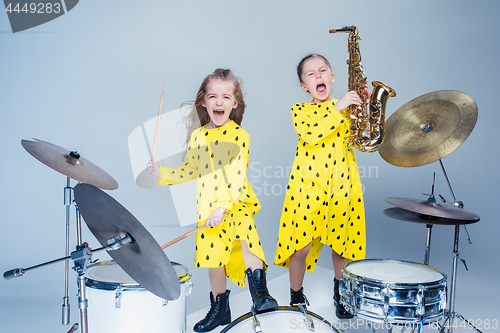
xmin=292 ymin=104 xmax=343 ymax=146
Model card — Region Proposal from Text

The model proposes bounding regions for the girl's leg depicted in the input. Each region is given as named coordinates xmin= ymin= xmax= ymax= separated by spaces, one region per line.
xmin=331 ymin=249 xmax=347 ymax=280
xmin=209 ymin=266 xmax=227 ymax=298
xmin=240 ymin=240 xmax=264 ymax=271
xmin=289 ymin=243 xmax=310 ymax=291
xmin=331 ymin=249 xmax=353 ymax=319
xmin=240 ymin=240 xmax=278 ymax=311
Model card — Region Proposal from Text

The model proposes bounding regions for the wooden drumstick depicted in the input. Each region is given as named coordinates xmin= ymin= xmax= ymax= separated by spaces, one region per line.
xmin=152 ymin=85 xmax=165 ymax=159
xmin=161 ymin=225 xmax=206 ymax=249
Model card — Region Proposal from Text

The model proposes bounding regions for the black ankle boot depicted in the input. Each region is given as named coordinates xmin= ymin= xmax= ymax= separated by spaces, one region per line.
xmin=290 ymin=287 xmax=309 ymax=309
xmin=334 ymin=278 xmax=353 ymax=319
xmin=193 ymin=290 xmax=231 ymax=332
xmin=246 ymin=268 xmax=279 ymax=311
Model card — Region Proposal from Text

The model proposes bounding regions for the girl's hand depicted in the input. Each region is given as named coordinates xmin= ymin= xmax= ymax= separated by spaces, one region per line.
xmin=147 ymin=158 xmax=160 ymax=177
xmin=363 ymin=84 xmax=371 ymax=97
xmin=205 ymin=207 xmax=228 ymax=228
xmin=334 ymin=90 xmax=364 ymax=112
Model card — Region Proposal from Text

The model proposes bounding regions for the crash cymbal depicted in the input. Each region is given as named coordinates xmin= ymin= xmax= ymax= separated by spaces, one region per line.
xmin=22 ymin=139 xmax=118 ymax=190
xmin=73 ymin=183 xmax=180 ymax=300
xmin=385 ymin=197 xmax=480 ymax=222
xmin=379 ymin=90 xmax=477 ymax=167
xmin=383 ymin=207 xmax=478 ymax=225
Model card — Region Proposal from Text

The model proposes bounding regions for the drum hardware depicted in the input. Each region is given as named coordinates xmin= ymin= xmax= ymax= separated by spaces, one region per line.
xmin=67 ymin=323 xmax=78 ymax=333
xmin=21 ymin=138 xmax=119 ymax=325
xmin=4 ymin=234 xmax=131 ymax=333
xmin=296 ymin=303 xmax=315 ymax=331
xmin=250 ymin=306 xmax=262 ymax=333
xmin=384 ymin=164 xmax=481 ymax=333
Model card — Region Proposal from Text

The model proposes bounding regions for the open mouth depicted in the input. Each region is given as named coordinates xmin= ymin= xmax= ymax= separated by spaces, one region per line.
xmin=316 ymin=83 xmax=326 ymax=93
xmin=213 ymin=110 xmax=225 ymax=118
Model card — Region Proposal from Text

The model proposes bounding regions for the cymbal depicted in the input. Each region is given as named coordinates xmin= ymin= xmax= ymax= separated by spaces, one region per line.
xmin=383 ymin=207 xmax=478 ymax=225
xmin=73 ymin=183 xmax=180 ymax=300
xmin=385 ymin=197 xmax=480 ymax=222
xmin=379 ymin=90 xmax=477 ymax=167
xmin=22 ymin=139 xmax=118 ymax=190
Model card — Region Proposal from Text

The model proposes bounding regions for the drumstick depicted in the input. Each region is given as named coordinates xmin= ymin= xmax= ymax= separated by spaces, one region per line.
xmin=161 ymin=225 xmax=206 ymax=249
xmin=151 ymin=85 xmax=165 ymax=159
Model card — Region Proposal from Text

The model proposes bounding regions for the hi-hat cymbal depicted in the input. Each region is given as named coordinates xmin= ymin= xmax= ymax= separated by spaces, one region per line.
xmin=385 ymin=197 xmax=480 ymax=222
xmin=22 ymin=139 xmax=118 ymax=190
xmin=73 ymin=183 xmax=180 ymax=300
xmin=379 ymin=91 xmax=477 ymax=167
xmin=383 ymin=207 xmax=478 ymax=225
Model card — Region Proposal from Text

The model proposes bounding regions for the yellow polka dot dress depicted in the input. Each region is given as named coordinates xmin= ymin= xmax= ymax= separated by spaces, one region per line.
xmin=158 ymin=121 xmax=266 ymax=286
xmin=274 ymin=101 xmax=366 ymax=272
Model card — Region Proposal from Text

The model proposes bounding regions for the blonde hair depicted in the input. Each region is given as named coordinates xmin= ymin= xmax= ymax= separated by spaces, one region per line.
xmin=184 ymin=68 xmax=246 ymax=147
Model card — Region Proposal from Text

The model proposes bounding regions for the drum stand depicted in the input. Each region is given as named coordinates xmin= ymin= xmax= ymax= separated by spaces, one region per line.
xmin=4 ymin=233 xmax=132 ymax=333
xmin=436 ymin=160 xmax=481 ymax=333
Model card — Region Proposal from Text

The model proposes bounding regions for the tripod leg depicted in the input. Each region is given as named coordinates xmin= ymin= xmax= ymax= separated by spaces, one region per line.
xmin=456 ymin=313 xmax=483 ymax=333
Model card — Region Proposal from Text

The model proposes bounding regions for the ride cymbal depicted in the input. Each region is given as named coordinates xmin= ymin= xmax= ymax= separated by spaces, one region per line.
xmin=74 ymin=183 xmax=180 ymax=300
xmin=22 ymin=139 xmax=118 ymax=190
xmin=379 ymin=91 xmax=477 ymax=167
xmin=383 ymin=207 xmax=478 ymax=226
xmin=385 ymin=197 xmax=480 ymax=222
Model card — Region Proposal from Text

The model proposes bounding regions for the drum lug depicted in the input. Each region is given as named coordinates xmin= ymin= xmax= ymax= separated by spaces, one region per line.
xmin=185 ymin=278 xmax=193 ymax=297
xmin=439 ymin=288 xmax=447 ymax=310
xmin=416 ymin=286 xmax=425 ymax=316
xmin=115 ymin=287 xmax=122 ymax=308
xmin=161 ymin=299 xmax=168 ymax=306
xmin=383 ymin=285 xmax=390 ymax=321
xmin=250 ymin=306 xmax=262 ymax=333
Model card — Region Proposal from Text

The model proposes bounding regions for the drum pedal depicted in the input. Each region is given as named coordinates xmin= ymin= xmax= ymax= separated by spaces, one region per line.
xmin=297 ymin=304 xmax=315 ymax=331
xmin=250 ymin=306 xmax=262 ymax=333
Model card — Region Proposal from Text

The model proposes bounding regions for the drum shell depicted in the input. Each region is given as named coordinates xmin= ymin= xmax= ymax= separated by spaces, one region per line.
xmin=85 ymin=261 xmax=192 ymax=333
xmin=340 ymin=259 xmax=446 ymax=324
xmin=221 ymin=306 xmax=337 ymax=332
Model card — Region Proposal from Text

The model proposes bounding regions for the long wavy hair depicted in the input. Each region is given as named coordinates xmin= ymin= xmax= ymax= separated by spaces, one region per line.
xmin=184 ymin=68 xmax=246 ymax=147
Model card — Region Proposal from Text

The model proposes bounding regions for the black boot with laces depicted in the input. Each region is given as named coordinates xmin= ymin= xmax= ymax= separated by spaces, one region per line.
xmin=290 ymin=287 xmax=309 ymax=309
xmin=246 ymin=268 xmax=279 ymax=311
xmin=334 ymin=278 xmax=353 ymax=319
xmin=193 ymin=290 xmax=231 ymax=332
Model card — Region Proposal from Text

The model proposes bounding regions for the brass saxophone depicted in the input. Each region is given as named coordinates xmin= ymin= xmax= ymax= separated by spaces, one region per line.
xmin=330 ymin=26 xmax=396 ymax=153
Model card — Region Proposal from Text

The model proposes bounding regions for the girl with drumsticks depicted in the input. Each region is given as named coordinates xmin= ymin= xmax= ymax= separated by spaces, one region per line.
xmin=147 ymin=68 xmax=278 ymax=332
xmin=274 ymin=54 xmax=368 ymax=319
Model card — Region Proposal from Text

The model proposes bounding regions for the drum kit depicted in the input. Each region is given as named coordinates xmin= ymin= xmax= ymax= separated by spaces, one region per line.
xmin=3 ymin=89 xmax=481 ymax=333
xmin=338 ymin=91 xmax=481 ymax=332
xmin=4 ymin=139 xmax=191 ymax=333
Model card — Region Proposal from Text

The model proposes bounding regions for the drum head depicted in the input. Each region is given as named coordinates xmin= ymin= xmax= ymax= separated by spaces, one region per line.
xmin=221 ymin=306 xmax=335 ymax=333
xmin=345 ymin=259 xmax=444 ymax=284
xmin=86 ymin=261 xmax=187 ymax=290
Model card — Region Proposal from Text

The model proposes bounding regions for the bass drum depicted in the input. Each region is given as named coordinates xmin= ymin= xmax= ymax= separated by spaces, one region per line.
xmin=340 ymin=259 xmax=446 ymax=324
xmin=86 ymin=260 xmax=192 ymax=333
xmin=221 ymin=306 xmax=339 ymax=332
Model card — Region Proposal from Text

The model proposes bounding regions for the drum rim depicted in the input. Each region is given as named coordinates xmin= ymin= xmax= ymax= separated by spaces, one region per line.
xmin=220 ymin=306 xmax=334 ymax=333
xmin=343 ymin=258 xmax=446 ymax=286
xmin=85 ymin=260 xmax=190 ymax=291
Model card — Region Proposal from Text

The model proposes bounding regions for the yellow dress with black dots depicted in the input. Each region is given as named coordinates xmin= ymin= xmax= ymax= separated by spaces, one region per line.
xmin=274 ymin=100 xmax=366 ymax=272
xmin=158 ymin=120 xmax=266 ymax=287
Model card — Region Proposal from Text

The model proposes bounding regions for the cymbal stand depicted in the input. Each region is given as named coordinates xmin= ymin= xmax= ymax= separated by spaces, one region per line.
xmin=422 ymin=172 xmax=437 ymax=266
xmin=63 ymin=177 xmax=72 ymax=325
xmin=4 ymin=234 xmax=132 ymax=333
xmin=436 ymin=159 xmax=481 ymax=333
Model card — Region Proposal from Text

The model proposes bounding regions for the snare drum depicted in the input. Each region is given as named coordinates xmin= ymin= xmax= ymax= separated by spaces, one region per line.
xmin=86 ymin=260 xmax=192 ymax=333
xmin=340 ymin=259 xmax=446 ymax=324
xmin=221 ymin=306 xmax=337 ymax=332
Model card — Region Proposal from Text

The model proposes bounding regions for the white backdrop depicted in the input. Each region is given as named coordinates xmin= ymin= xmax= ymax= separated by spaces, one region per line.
xmin=1 ymin=1 xmax=499 ymax=332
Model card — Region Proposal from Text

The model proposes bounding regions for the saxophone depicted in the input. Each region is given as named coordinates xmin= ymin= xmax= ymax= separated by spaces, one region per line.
xmin=330 ymin=26 xmax=396 ymax=153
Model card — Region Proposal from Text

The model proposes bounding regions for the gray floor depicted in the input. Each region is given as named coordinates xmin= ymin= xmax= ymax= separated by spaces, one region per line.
xmin=1 ymin=264 xmax=497 ymax=333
